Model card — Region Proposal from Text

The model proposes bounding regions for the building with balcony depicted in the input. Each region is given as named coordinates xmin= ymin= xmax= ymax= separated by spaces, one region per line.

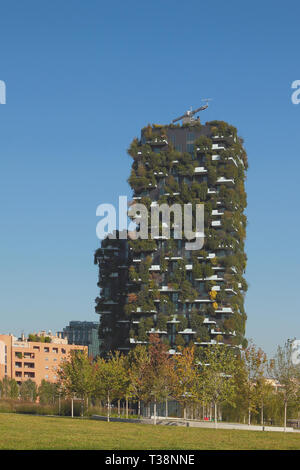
xmin=0 ymin=333 xmax=87 ymax=386
xmin=95 ymin=119 xmax=248 ymax=355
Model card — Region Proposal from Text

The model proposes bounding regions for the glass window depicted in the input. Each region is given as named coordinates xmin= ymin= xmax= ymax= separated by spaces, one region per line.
xmin=187 ymin=143 xmax=194 ymax=154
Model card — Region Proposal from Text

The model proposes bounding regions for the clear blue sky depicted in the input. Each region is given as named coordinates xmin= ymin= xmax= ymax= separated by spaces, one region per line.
xmin=0 ymin=0 xmax=299 ymax=357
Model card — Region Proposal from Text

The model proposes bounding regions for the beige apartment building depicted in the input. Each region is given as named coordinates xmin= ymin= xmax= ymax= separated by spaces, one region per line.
xmin=0 ymin=333 xmax=87 ymax=386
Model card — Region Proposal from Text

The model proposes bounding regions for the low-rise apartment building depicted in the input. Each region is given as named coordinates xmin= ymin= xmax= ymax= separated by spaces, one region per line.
xmin=0 ymin=333 xmax=87 ymax=386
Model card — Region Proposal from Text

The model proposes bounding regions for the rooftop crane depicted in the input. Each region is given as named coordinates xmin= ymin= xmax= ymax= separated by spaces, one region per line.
xmin=172 ymin=99 xmax=212 ymax=124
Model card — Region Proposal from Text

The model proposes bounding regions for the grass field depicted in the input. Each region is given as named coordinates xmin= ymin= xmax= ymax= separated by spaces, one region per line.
xmin=0 ymin=413 xmax=300 ymax=450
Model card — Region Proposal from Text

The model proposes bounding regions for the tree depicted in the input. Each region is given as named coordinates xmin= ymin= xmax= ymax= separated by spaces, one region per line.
xmin=38 ymin=380 xmax=58 ymax=405
xmin=0 ymin=378 xmax=19 ymax=399
xmin=128 ymin=345 xmax=150 ymax=417
xmin=172 ymin=346 xmax=198 ymax=422
xmin=19 ymin=379 xmax=37 ymax=402
xmin=138 ymin=335 xmax=176 ymax=424
xmin=255 ymin=376 xmax=274 ymax=426
xmin=269 ymin=338 xmax=300 ymax=431
xmin=95 ymin=352 xmax=129 ymax=422
xmin=58 ymin=351 xmax=96 ymax=416
xmin=242 ymin=341 xmax=268 ymax=425
xmin=198 ymin=345 xmax=237 ymax=428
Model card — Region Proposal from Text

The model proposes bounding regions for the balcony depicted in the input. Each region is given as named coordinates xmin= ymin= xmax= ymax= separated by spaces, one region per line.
xmin=211 ymin=210 xmax=224 ymax=216
xmin=194 ymin=167 xmax=207 ymax=174
xmin=147 ymin=138 xmax=168 ymax=146
xmin=215 ymin=307 xmax=233 ymax=314
xmin=178 ymin=328 xmax=196 ymax=335
xmin=212 ymin=143 xmax=225 ymax=150
xmin=216 ymin=177 xmax=235 ymax=186
xmin=211 ymin=220 xmax=222 ymax=227
xmin=149 ymin=265 xmax=160 ymax=271
xmin=203 ymin=318 xmax=216 ymax=325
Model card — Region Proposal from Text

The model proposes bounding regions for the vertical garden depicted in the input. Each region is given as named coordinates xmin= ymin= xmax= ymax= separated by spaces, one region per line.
xmin=95 ymin=120 xmax=248 ymax=356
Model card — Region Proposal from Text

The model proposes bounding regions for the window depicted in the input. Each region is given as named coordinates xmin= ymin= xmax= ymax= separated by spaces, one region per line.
xmin=187 ymin=143 xmax=194 ymax=154
xmin=44 ymin=347 xmax=49 ymax=353
xmin=45 ymin=375 xmax=49 ymax=379
xmin=187 ymin=132 xmax=195 ymax=142
xmin=53 ymin=348 xmax=58 ymax=354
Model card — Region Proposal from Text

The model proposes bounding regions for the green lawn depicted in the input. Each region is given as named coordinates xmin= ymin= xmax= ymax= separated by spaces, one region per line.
xmin=0 ymin=413 xmax=300 ymax=450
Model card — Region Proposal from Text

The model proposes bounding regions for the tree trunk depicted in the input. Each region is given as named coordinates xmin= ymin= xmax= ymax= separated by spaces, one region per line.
xmin=248 ymin=407 xmax=251 ymax=426
xmin=261 ymin=399 xmax=264 ymax=428
xmin=107 ymin=391 xmax=110 ymax=422
xmin=284 ymin=400 xmax=287 ymax=432
xmin=154 ymin=398 xmax=157 ymax=425
xmin=118 ymin=399 xmax=120 ymax=417
xmin=58 ymin=395 xmax=61 ymax=416
xmin=214 ymin=402 xmax=218 ymax=429
xmin=184 ymin=403 xmax=187 ymax=423
xmin=126 ymin=398 xmax=128 ymax=419
xmin=71 ymin=397 xmax=74 ymax=418
xmin=165 ymin=398 xmax=168 ymax=418
xmin=138 ymin=400 xmax=141 ymax=417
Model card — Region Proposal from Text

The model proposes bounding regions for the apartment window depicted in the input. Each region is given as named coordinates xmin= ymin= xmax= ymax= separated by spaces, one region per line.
xmin=187 ymin=132 xmax=195 ymax=142
xmin=45 ymin=375 xmax=49 ymax=379
xmin=53 ymin=348 xmax=58 ymax=354
xmin=15 ymin=362 xmax=22 ymax=368
xmin=24 ymin=362 xmax=35 ymax=369
xmin=44 ymin=347 xmax=49 ymax=353
xmin=24 ymin=372 xmax=35 ymax=378
xmin=187 ymin=143 xmax=194 ymax=154
xmin=33 ymin=346 xmax=40 ymax=351
xmin=61 ymin=349 xmax=66 ymax=354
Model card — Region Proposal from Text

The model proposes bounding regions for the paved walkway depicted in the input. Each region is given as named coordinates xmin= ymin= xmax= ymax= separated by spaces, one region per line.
xmin=92 ymin=415 xmax=295 ymax=433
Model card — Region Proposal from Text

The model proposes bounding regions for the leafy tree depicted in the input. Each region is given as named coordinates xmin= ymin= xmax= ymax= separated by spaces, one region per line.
xmin=242 ymin=341 xmax=268 ymax=425
xmin=142 ymin=335 xmax=176 ymax=424
xmin=198 ymin=345 xmax=237 ymax=428
xmin=19 ymin=379 xmax=37 ymax=402
xmin=128 ymin=345 xmax=150 ymax=416
xmin=38 ymin=380 xmax=58 ymax=405
xmin=58 ymin=351 xmax=96 ymax=415
xmin=0 ymin=377 xmax=19 ymax=399
xmin=269 ymin=338 xmax=300 ymax=430
xmin=172 ymin=346 xmax=198 ymax=421
xmin=95 ymin=352 xmax=129 ymax=422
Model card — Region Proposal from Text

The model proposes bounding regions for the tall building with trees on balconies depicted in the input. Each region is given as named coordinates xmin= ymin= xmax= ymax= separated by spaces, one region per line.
xmin=95 ymin=113 xmax=248 ymax=357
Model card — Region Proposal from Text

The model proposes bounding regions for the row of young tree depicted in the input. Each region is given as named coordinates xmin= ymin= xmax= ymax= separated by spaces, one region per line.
xmin=57 ymin=335 xmax=300 ymax=429
xmin=0 ymin=376 xmax=58 ymax=404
